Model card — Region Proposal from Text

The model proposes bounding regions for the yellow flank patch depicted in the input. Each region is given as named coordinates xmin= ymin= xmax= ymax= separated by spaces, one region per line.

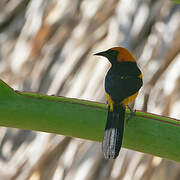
xmin=106 ymin=93 xmax=114 ymax=111
xmin=138 ymin=73 xmax=143 ymax=79
xmin=121 ymin=91 xmax=139 ymax=107
xmin=106 ymin=91 xmax=139 ymax=111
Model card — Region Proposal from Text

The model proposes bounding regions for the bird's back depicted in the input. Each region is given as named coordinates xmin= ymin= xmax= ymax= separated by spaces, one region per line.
xmin=105 ymin=62 xmax=143 ymax=103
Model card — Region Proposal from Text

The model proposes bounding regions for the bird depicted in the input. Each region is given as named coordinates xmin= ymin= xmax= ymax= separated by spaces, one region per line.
xmin=94 ymin=47 xmax=143 ymax=159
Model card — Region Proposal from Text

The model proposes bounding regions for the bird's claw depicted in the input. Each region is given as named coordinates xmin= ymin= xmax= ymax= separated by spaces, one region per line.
xmin=126 ymin=105 xmax=136 ymax=124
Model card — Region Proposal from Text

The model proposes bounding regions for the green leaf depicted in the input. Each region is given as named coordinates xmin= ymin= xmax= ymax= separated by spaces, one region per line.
xmin=170 ymin=0 xmax=180 ymax=3
xmin=0 ymin=80 xmax=180 ymax=162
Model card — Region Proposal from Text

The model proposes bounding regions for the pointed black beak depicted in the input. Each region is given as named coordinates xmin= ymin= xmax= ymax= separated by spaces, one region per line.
xmin=94 ymin=50 xmax=108 ymax=57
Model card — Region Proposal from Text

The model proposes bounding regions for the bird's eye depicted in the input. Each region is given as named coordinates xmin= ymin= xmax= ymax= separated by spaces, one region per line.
xmin=111 ymin=50 xmax=119 ymax=57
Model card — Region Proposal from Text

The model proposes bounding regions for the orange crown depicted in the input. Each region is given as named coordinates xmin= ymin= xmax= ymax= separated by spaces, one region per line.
xmin=111 ymin=47 xmax=136 ymax=62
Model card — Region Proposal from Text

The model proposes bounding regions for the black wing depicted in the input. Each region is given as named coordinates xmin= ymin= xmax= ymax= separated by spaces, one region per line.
xmin=105 ymin=75 xmax=143 ymax=103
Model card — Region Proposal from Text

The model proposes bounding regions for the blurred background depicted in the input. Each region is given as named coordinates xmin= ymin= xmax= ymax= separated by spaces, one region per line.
xmin=0 ymin=0 xmax=180 ymax=179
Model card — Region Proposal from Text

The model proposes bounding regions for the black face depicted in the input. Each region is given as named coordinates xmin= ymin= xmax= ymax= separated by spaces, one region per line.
xmin=94 ymin=49 xmax=118 ymax=64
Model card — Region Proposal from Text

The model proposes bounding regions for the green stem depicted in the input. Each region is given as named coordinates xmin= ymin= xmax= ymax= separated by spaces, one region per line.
xmin=0 ymin=80 xmax=180 ymax=162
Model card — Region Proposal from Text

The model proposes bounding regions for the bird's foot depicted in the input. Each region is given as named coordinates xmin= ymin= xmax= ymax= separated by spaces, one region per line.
xmin=126 ymin=105 xmax=136 ymax=124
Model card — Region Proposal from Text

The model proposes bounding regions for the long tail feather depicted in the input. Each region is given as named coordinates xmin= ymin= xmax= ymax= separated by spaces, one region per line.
xmin=102 ymin=104 xmax=125 ymax=159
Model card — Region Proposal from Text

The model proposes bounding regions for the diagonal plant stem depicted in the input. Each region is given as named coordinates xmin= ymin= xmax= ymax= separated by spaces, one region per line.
xmin=0 ymin=80 xmax=180 ymax=162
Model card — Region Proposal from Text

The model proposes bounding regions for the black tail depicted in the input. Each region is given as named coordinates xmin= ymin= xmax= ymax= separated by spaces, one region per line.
xmin=102 ymin=104 xmax=125 ymax=159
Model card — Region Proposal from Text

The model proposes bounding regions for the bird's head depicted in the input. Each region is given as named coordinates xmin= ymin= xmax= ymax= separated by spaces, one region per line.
xmin=94 ymin=47 xmax=136 ymax=64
